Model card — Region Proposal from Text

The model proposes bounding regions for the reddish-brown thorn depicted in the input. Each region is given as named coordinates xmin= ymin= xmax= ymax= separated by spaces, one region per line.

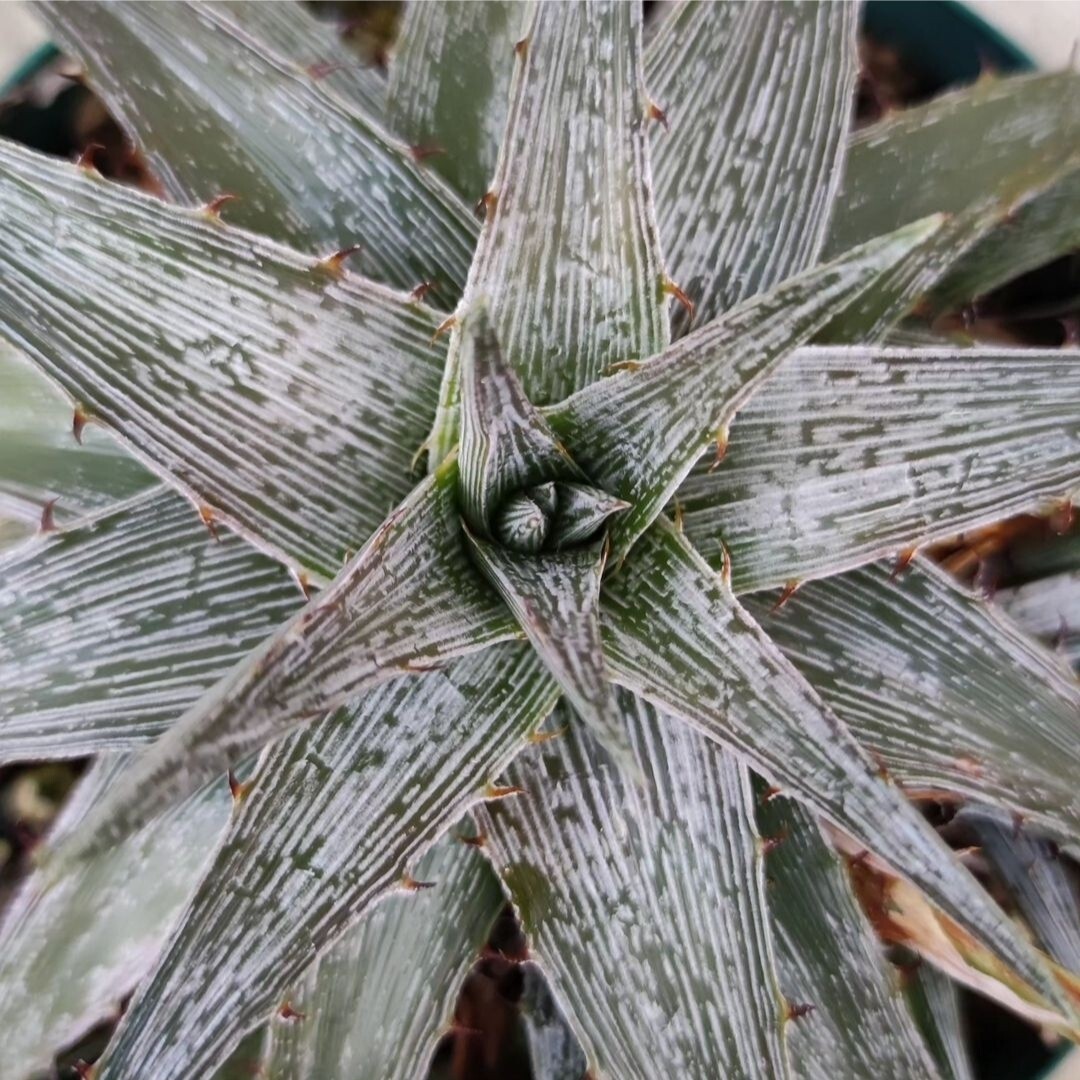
xmin=770 ymin=580 xmax=800 ymax=613
xmin=890 ymin=546 xmax=918 ymax=581
xmin=278 ymin=1000 xmax=307 ymax=1022
xmin=648 ymin=101 xmax=669 ymax=132
xmin=514 ymin=37 xmax=529 ymax=59
xmin=73 ymin=1061 xmax=95 ymax=1080
xmin=39 ymin=498 xmax=58 ymax=534
xmin=459 ymin=832 xmax=487 ymax=848
xmin=402 ymin=873 xmax=437 ymax=891
xmin=1011 ymin=811 xmax=1026 ymax=839
xmin=662 ymin=278 xmax=695 ymax=326
xmin=719 ymin=543 xmax=732 ymax=588
xmin=707 ymin=427 xmax=730 ymax=472
xmin=484 ymin=782 xmax=525 ymax=801
xmin=75 ymin=143 xmax=105 ymax=172
xmin=227 ymin=768 xmax=254 ymax=803
xmin=410 ymin=280 xmax=437 ymax=303
xmin=868 ymin=748 xmax=892 ymax=781
xmin=431 ymin=314 xmax=458 ymax=344
xmin=202 ymin=193 xmax=239 ymax=220
xmin=315 ymin=244 xmax=363 ymax=277
xmin=306 ymin=60 xmax=346 ymax=80
xmin=474 ymin=190 xmax=498 ymax=221
xmin=291 ymin=568 xmax=313 ymax=600
xmin=527 ymin=726 xmax=567 ymax=745
xmin=198 ymin=504 xmax=220 ymax=542
xmin=409 ymin=144 xmax=447 ymax=163
xmin=72 ymin=403 xmax=89 ymax=444
xmin=786 ymin=1001 xmax=816 ymax=1022
xmin=759 ymin=785 xmax=783 ymax=805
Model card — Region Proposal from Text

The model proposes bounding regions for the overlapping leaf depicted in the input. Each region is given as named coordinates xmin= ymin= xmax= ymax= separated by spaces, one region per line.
xmin=387 ymin=0 xmax=525 ymax=202
xmin=905 ymin=968 xmax=975 ymax=1080
xmin=428 ymin=0 xmax=668 ymax=461
xmin=549 ymin=218 xmax=942 ymax=558
xmin=601 ymin=521 xmax=1067 ymax=1008
xmin=0 ymin=136 xmax=446 ymax=578
xmin=647 ymin=0 xmax=857 ymax=327
xmin=215 ymin=0 xmax=388 ymax=120
xmin=679 ymin=346 xmax=1080 ymax=592
xmin=0 ymin=758 xmax=229 ymax=1080
xmin=519 ymin=964 xmax=590 ymax=1080
xmin=746 ymin=559 xmax=1080 ymax=838
xmin=0 ymin=488 xmax=300 ymax=762
xmin=36 ymin=0 xmax=476 ymax=293
xmin=959 ymin=808 xmax=1080 ymax=972
xmin=95 ymin=645 xmax=558 ymax=1080
xmin=263 ymin=839 xmax=505 ymax=1080
xmin=757 ymin=791 xmax=939 ymax=1080
xmin=996 ymin=572 xmax=1080 ymax=670
xmin=51 ymin=464 xmax=517 ymax=862
xmin=481 ymin=698 xmax=787 ymax=1079
xmin=823 ymin=68 xmax=1080 ymax=333
xmin=0 ymin=346 xmax=150 ymax=538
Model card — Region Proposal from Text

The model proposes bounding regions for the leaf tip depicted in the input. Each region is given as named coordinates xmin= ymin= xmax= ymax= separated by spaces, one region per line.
xmin=314 ymin=244 xmax=363 ymax=278
xmin=201 ymin=192 xmax=239 ymax=221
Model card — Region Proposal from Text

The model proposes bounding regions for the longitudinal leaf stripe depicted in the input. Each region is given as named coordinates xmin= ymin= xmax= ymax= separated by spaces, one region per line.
xmin=678 ymin=346 xmax=1080 ymax=593
xmin=647 ymin=1 xmax=857 ymax=327
xmin=264 ymin=840 xmax=505 ymax=1080
xmin=0 ymin=488 xmax=301 ymax=763
xmin=387 ymin=0 xmax=525 ymax=203
xmin=0 ymin=137 xmax=446 ymax=579
xmin=601 ymin=522 xmax=1068 ymax=1010
xmin=746 ymin=559 xmax=1080 ymax=839
xmin=428 ymin=0 xmax=668 ymax=461
xmin=96 ymin=645 xmax=559 ymax=1080
xmin=549 ymin=219 xmax=941 ymax=560
xmin=758 ymin=793 xmax=938 ymax=1080
xmin=0 ymin=759 xmax=229 ymax=1080
xmin=52 ymin=465 xmax=518 ymax=863
xmin=36 ymin=1 xmax=476 ymax=294
xmin=481 ymin=698 xmax=788 ymax=1080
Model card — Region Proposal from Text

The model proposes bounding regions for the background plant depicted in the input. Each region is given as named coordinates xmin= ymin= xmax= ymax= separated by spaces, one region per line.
xmin=0 ymin=2 xmax=1078 ymax=1079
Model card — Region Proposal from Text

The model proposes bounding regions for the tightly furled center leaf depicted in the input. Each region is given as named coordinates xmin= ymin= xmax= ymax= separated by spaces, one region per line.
xmin=457 ymin=300 xmax=628 ymax=556
xmin=493 ymin=480 xmax=628 ymax=554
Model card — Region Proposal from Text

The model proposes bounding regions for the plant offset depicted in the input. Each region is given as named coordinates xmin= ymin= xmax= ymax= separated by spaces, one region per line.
xmin=0 ymin=1 xmax=1079 ymax=1078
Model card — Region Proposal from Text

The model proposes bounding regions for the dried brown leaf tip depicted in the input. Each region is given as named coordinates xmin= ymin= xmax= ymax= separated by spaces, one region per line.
xmin=201 ymin=193 xmax=238 ymax=221
xmin=72 ymin=403 xmax=90 ymax=444
xmin=39 ymin=497 xmax=58 ymax=534
xmin=75 ymin=143 xmax=105 ymax=173
xmin=648 ymin=101 xmax=669 ymax=132
xmin=278 ymin=1000 xmax=307 ymax=1022
xmin=661 ymin=277 xmax=695 ymax=326
xmin=314 ymin=244 xmax=363 ymax=278
xmin=401 ymin=873 xmax=437 ymax=891
xmin=291 ymin=568 xmax=313 ymax=601
xmin=719 ymin=542 xmax=732 ymax=587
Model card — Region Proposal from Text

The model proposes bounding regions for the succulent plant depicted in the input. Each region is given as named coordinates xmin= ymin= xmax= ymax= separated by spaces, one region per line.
xmin=0 ymin=2 xmax=1079 ymax=1078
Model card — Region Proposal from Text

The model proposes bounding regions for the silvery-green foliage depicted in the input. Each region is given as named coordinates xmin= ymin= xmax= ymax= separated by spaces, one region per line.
xmin=1 ymin=1 xmax=1079 ymax=1078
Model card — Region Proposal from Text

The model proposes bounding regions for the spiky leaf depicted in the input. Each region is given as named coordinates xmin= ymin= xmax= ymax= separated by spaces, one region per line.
xmin=52 ymin=466 xmax=517 ymax=861
xmin=36 ymin=0 xmax=475 ymax=292
xmin=481 ymin=698 xmax=788 ymax=1079
xmin=746 ymin=559 xmax=1080 ymax=838
xmin=95 ymin=645 xmax=558 ymax=1080
xmin=0 ymin=489 xmax=300 ymax=762
xmin=678 ymin=346 xmax=1080 ymax=593
xmin=0 ymin=136 xmax=447 ymax=578
xmin=647 ymin=0 xmax=857 ymax=327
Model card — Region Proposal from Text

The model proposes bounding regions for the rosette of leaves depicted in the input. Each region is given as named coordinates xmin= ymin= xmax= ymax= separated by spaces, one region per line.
xmin=0 ymin=2 xmax=1079 ymax=1079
